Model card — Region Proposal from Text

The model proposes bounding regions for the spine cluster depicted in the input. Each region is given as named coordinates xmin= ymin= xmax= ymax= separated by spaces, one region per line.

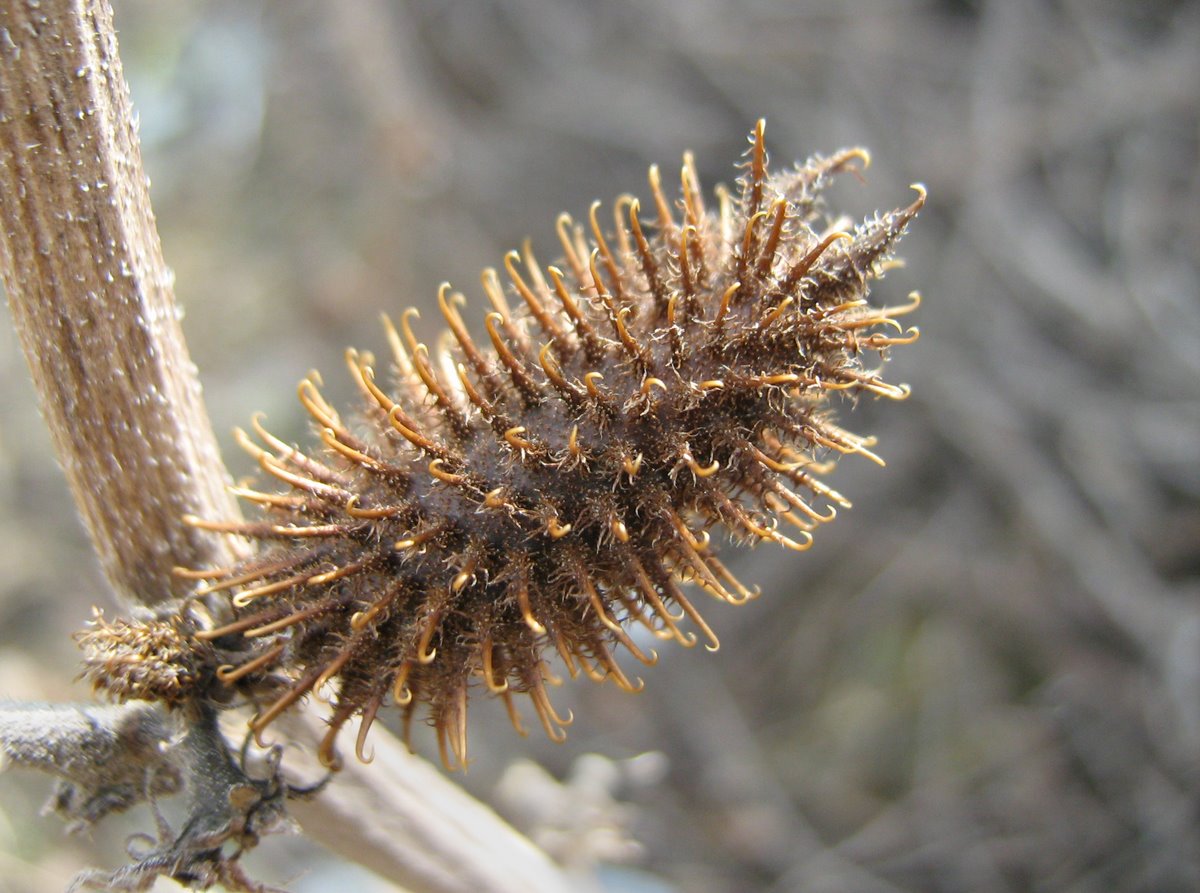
xmin=183 ymin=121 xmax=924 ymax=769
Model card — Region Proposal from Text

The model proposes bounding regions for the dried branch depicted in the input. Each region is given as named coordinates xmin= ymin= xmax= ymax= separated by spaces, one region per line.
xmin=0 ymin=0 xmax=245 ymax=606
xmin=286 ymin=712 xmax=578 ymax=893
xmin=0 ymin=700 xmax=180 ymax=831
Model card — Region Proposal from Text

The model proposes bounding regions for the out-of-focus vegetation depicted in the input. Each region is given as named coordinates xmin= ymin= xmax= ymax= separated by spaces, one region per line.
xmin=1 ymin=1 xmax=1197 ymax=890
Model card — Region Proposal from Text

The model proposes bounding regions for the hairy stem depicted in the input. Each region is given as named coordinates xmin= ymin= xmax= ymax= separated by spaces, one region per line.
xmin=0 ymin=0 xmax=244 ymax=606
xmin=0 ymin=700 xmax=180 ymax=830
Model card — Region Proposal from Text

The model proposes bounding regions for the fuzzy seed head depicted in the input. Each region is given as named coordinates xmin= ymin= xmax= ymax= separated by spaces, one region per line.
xmin=190 ymin=121 xmax=924 ymax=769
xmin=78 ymin=610 xmax=209 ymax=708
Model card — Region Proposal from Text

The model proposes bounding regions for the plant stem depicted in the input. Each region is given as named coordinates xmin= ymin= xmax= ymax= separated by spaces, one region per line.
xmin=0 ymin=0 xmax=245 ymax=606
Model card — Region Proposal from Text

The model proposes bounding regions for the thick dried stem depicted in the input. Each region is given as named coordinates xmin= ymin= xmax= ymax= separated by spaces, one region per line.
xmin=0 ymin=0 xmax=245 ymax=605
xmin=287 ymin=712 xmax=574 ymax=893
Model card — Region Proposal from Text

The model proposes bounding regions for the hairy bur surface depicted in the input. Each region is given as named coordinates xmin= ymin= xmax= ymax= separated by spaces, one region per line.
xmin=181 ymin=121 xmax=924 ymax=770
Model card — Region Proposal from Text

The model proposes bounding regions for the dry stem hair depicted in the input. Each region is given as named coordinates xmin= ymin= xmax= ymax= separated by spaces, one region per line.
xmin=172 ymin=120 xmax=923 ymax=770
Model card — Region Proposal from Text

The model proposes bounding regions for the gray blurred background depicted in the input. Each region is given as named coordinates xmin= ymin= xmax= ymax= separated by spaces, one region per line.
xmin=1 ymin=0 xmax=1198 ymax=890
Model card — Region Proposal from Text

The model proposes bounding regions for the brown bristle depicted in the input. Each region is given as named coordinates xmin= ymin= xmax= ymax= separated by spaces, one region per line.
xmin=191 ymin=120 xmax=924 ymax=770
